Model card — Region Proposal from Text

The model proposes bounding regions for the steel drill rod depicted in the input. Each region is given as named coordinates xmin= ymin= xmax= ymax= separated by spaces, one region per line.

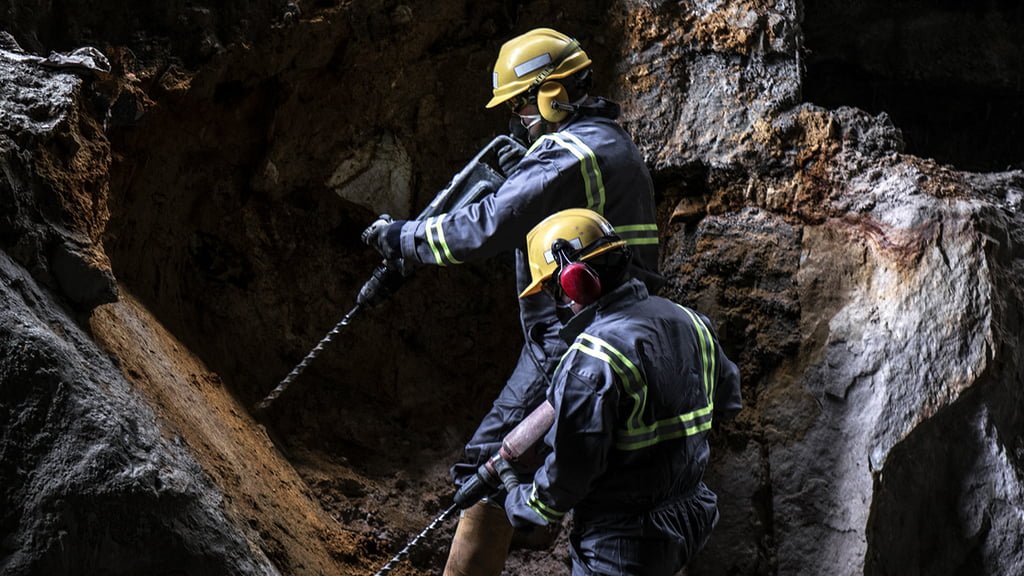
xmin=372 ymin=503 xmax=459 ymax=576
xmin=253 ymin=303 xmax=363 ymax=412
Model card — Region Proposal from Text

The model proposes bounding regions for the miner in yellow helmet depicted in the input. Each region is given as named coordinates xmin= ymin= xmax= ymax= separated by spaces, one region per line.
xmin=362 ymin=29 xmax=664 ymax=575
xmin=486 ymin=28 xmax=594 ymax=145
xmin=506 ymin=209 xmax=742 ymax=575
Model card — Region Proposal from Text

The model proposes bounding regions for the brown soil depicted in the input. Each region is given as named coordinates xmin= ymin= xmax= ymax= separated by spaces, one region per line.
xmin=90 ymin=287 xmax=371 ymax=574
xmin=89 ymin=285 xmax=570 ymax=574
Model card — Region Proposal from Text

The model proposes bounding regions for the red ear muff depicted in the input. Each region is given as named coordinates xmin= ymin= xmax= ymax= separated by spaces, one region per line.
xmin=559 ymin=261 xmax=602 ymax=306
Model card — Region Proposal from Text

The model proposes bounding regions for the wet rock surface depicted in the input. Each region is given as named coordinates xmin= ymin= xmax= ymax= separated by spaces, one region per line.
xmin=2 ymin=1 xmax=1024 ymax=575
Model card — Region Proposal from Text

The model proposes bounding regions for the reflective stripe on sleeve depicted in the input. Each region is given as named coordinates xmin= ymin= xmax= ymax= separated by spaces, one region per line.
xmin=424 ymin=214 xmax=463 ymax=266
xmin=614 ymin=223 xmax=659 ymax=247
xmin=527 ymin=484 xmax=566 ymax=522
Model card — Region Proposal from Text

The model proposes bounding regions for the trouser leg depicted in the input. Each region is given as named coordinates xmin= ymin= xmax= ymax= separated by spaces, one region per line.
xmin=443 ymin=500 xmax=515 ymax=576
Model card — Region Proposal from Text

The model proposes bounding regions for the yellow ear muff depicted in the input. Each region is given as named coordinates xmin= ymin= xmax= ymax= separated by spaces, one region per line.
xmin=537 ymin=81 xmax=570 ymax=123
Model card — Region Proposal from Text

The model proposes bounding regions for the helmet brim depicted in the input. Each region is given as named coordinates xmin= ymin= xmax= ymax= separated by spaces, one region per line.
xmin=485 ymin=94 xmax=508 ymax=109
xmin=517 ymin=238 xmax=626 ymax=300
xmin=518 ymin=277 xmax=548 ymax=299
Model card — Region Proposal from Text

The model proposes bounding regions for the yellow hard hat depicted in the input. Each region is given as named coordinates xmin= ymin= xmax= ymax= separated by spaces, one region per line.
xmin=519 ymin=208 xmax=625 ymax=299
xmin=486 ymin=28 xmax=592 ymax=109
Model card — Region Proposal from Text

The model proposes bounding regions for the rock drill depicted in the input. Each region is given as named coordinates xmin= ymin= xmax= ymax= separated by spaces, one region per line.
xmin=254 ymin=135 xmax=526 ymax=412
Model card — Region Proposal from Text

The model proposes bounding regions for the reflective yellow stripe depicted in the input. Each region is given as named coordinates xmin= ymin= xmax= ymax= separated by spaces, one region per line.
xmin=424 ymin=216 xmax=444 ymax=265
xmin=566 ymin=313 xmax=718 ymax=452
xmin=615 ymin=404 xmax=713 ymax=450
xmin=615 ymin=224 xmax=658 ymax=233
xmin=545 ymin=134 xmax=594 ymax=211
xmin=615 ymin=223 xmax=659 ymax=247
xmin=678 ymin=306 xmax=716 ymax=403
xmin=527 ymin=484 xmax=565 ymax=522
xmin=570 ymin=339 xmax=646 ymax=430
xmin=619 ymin=404 xmax=713 ymax=436
xmin=527 ymin=135 xmax=548 ymax=155
xmin=614 ymin=416 xmax=712 ymax=448
xmin=425 ymin=214 xmax=462 ymax=266
xmin=433 ymin=215 xmax=462 ymax=265
xmin=534 ymin=133 xmax=605 ymax=214
xmin=559 ymin=131 xmax=606 ymax=214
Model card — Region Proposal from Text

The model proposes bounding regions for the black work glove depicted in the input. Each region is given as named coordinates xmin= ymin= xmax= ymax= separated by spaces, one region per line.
xmin=497 ymin=140 xmax=525 ymax=178
xmin=361 ymin=214 xmax=403 ymax=261
xmin=356 ymin=262 xmax=407 ymax=307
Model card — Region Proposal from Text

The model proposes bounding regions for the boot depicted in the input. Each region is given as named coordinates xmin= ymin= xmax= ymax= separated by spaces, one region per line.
xmin=443 ymin=500 xmax=514 ymax=576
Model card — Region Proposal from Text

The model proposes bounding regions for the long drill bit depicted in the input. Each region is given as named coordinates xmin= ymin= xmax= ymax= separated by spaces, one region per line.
xmin=254 ymin=303 xmax=362 ymax=412
xmin=372 ymin=503 xmax=459 ymax=576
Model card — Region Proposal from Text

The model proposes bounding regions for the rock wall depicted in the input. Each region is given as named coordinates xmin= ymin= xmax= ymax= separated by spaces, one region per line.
xmin=0 ymin=40 xmax=116 ymax=309
xmin=0 ymin=253 xmax=272 ymax=574
xmin=607 ymin=3 xmax=1024 ymax=574
xmin=2 ymin=1 xmax=1023 ymax=575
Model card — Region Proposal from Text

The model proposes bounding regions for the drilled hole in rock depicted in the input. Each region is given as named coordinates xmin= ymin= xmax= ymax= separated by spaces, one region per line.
xmin=803 ymin=0 xmax=1024 ymax=172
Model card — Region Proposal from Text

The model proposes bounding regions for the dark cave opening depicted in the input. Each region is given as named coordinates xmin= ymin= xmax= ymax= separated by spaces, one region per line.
xmin=802 ymin=1 xmax=1024 ymax=172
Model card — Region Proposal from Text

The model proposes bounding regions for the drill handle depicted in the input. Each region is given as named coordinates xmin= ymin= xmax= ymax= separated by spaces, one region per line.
xmin=453 ymin=455 xmax=502 ymax=509
xmin=500 ymin=400 xmax=556 ymax=462
xmin=356 ymin=262 xmax=406 ymax=308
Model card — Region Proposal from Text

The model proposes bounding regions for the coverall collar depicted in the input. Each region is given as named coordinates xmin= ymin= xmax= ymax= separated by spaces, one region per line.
xmin=558 ymin=96 xmax=621 ymax=131
xmin=559 ymin=278 xmax=649 ymax=343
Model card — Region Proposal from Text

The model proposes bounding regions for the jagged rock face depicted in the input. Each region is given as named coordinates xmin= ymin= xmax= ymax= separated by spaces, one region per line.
xmin=0 ymin=49 xmax=116 ymax=309
xmin=2 ymin=1 xmax=1024 ymax=575
xmin=0 ymin=252 xmax=273 ymax=575
xmin=611 ymin=0 xmax=803 ymax=171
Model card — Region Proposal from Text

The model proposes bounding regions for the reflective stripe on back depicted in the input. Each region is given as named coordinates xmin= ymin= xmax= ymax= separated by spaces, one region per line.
xmin=530 ymin=133 xmax=606 ymax=214
xmin=573 ymin=334 xmax=647 ymax=431
xmin=677 ymin=305 xmax=716 ymax=402
xmin=564 ymin=311 xmax=717 ymax=451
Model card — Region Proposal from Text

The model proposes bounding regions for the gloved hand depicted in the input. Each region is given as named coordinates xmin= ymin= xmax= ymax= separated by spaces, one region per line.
xmin=497 ymin=141 xmax=525 ymax=177
xmin=356 ymin=262 xmax=406 ymax=307
xmin=361 ymin=214 xmax=399 ymax=260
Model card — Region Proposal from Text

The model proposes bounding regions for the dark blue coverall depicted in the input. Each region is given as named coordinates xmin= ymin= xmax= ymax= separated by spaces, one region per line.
xmin=504 ymin=278 xmax=743 ymax=575
xmin=379 ymin=98 xmax=662 ymax=485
